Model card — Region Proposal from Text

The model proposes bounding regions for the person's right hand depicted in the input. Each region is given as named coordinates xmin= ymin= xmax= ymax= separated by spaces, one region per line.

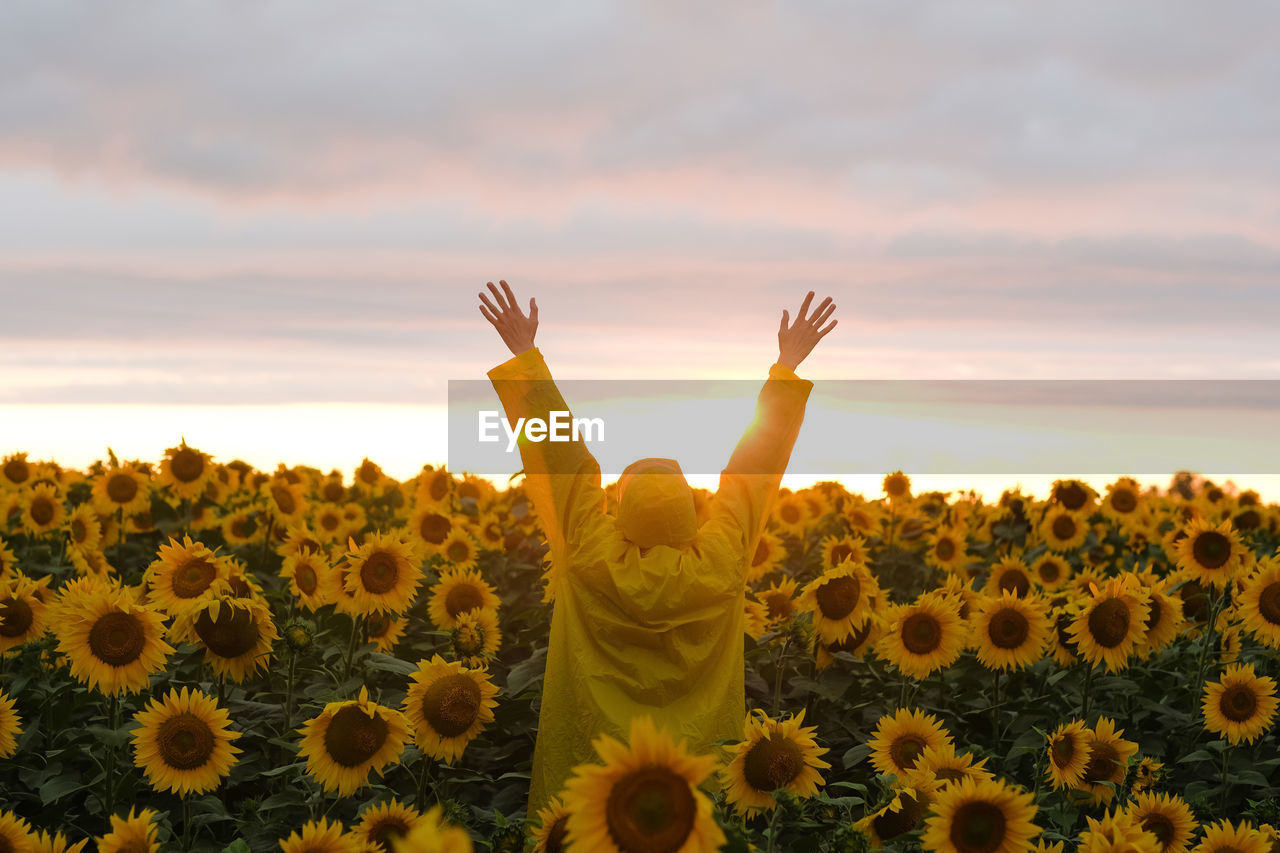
xmin=778 ymin=291 xmax=836 ymax=370
xmin=479 ymin=280 xmax=539 ymax=356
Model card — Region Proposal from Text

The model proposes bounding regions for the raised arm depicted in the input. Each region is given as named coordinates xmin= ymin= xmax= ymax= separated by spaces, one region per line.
xmin=481 ymin=281 xmax=606 ymax=557
xmin=708 ymin=292 xmax=836 ymax=551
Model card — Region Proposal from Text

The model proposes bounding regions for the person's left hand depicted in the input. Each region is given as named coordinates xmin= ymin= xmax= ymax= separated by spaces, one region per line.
xmin=479 ymin=280 xmax=538 ymax=356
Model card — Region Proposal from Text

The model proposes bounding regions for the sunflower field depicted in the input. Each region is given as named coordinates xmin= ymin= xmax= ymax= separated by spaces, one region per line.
xmin=2 ymin=447 xmax=1280 ymax=853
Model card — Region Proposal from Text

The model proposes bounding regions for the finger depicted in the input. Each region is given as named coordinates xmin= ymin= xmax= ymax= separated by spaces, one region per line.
xmin=487 ymin=281 xmax=509 ymax=311
xmin=529 ymin=297 xmax=539 ymax=323
xmin=479 ymin=292 xmax=503 ymax=316
xmin=809 ymin=296 xmax=832 ymax=320
xmin=779 ymin=309 xmax=789 ymax=334
xmin=796 ymin=291 xmax=814 ymax=321
xmin=479 ymin=304 xmax=499 ymax=325
xmin=811 ymin=302 xmax=836 ymax=327
xmin=500 ymin=280 xmax=522 ymax=315
xmin=816 ymin=319 xmax=837 ymax=338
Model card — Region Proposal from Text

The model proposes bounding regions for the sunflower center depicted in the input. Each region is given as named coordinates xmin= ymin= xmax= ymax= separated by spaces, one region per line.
xmin=1258 ymin=583 xmax=1280 ymax=626
xmin=358 ymin=461 xmax=380 ymax=485
xmin=419 ymin=513 xmax=451 ymax=545
xmin=445 ymin=583 xmax=485 ymax=618
xmin=369 ymin=817 xmax=411 ymax=852
xmin=1049 ymin=735 xmax=1077 ymax=768
xmin=815 ymin=576 xmax=861 ymax=621
xmin=1110 ymin=490 xmax=1137 ymax=513
xmin=295 ymin=563 xmax=319 ymax=595
xmin=1235 ymin=510 xmax=1261 ymax=531
xmin=828 ymin=543 xmax=854 ymax=565
xmin=173 ymin=558 xmax=218 ymax=598
xmin=902 ymin=613 xmax=942 ymax=655
xmin=1051 ymin=515 xmax=1077 ymax=541
xmin=194 ymin=605 xmax=261 ymax=658
xmin=1136 ymin=814 xmax=1173 ymax=847
xmin=1087 ymin=598 xmax=1131 ymax=648
xmin=1192 ymin=532 xmax=1232 ymax=570
xmin=888 ymin=734 xmax=927 ymax=772
xmin=106 ymin=473 xmax=139 ymax=504
xmin=422 ymin=673 xmax=482 ymax=738
xmin=545 ymin=816 xmax=569 ymax=853
xmin=997 ymin=570 xmax=1030 ymax=598
xmin=30 ymin=497 xmax=55 ymax=526
xmin=1145 ymin=597 xmax=1163 ymax=632
xmin=71 ymin=518 xmax=87 ymax=543
xmin=157 ymin=711 xmax=216 ymax=770
xmin=604 ymin=766 xmax=696 ymax=853
xmin=271 ymin=485 xmax=297 ymax=515
xmin=360 ymin=552 xmax=399 ymax=595
xmin=935 ymin=538 xmax=956 ymax=561
xmin=779 ymin=504 xmax=801 ymax=524
xmin=1081 ymin=742 xmax=1120 ymax=785
xmin=764 ymin=592 xmax=793 ymax=621
xmin=428 ymin=473 xmax=449 ymax=502
xmin=948 ymin=802 xmax=1007 ymax=853
xmin=2 ymin=459 xmax=29 ymax=484
xmin=743 ymin=732 xmax=804 ymax=791
xmin=324 ymin=705 xmax=390 ymax=767
xmin=988 ymin=608 xmax=1029 ymax=649
xmin=871 ymin=789 xmax=928 ymax=839
xmin=1220 ymin=684 xmax=1259 ymax=722
xmin=88 ymin=611 xmax=146 ymax=666
xmin=323 ymin=481 xmax=346 ymax=502
xmin=1057 ymin=482 xmax=1088 ymax=510
xmin=320 ymin=512 xmax=341 ymax=531
xmin=885 ymin=476 xmax=909 ymax=498
xmin=170 ymin=448 xmax=204 ymax=482
xmin=0 ymin=596 xmax=34 ymax=638
xmin=445 ymin=540 xmax=470 ymax=562
xmin=1038 ymin=559 xmax=1062 ymax=583
xmin=752 ymin=538 xmax=771 ymax=567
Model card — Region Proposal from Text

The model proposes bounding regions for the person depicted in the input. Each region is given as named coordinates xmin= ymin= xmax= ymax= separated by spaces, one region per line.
xmin=478 ymin=280 xmax=836 ymax=819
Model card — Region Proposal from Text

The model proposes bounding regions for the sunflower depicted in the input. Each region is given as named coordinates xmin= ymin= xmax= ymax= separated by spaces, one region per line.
xmin=408 ymin=504 xmax=454 ymax=554
xmin=770 ymin=493 xmax=810 ymax=535
xmin=562 ymin=715 xmax=724 ymax=853
xmin=264 ymin=478 xmax=307 ymax=521
xmin=1176 ymin=518 xmax=1245 ymax=589
xmin=875 ymin=593 xmax=967 ymax=680
xmin=798 ymin=562 xmax=878 ymax=644
xmin=276 ymin=522 xmax=326 ymax=559
xmin=0 ymin=809 xmax=33 ymax=853
xmin=1045 ymin=720 xmax=1091 ymax=790
xmin=753 ymin=577 xmax=800 ymax=629
xmin=0 ymin=537 xmax=17 ymax=582
xmin=1068 ymin=578 xmax=1150 ymax=673
xmin=58 ymin=587 xmax=172 ymax=695
xmin=0 ymin=576 xmax=48 ymax=653
xmin=403 ymin=654 xmax=499 ymax=764
xmin=926 ymin=526 xmax=967 ymax=574
xmin=20 ymin=483 xmax=65 ymax=536
xmin=857 ymin=787 xmax=933 ymax=848
xmin=921 ymin=777 xmax=1039 ymax=853
xmin=220 ymin=509 xmax=260 ymax=546
xmin=0 ymin=688 xmax=22 ymax=758
xmin=971 ymin=590 xmax=1051 ymax=672
xmin=131 ymin=686 xmax=241 ymax=796
xmin=985 ymin=558 xmax=1033 ymax=598
xmin=746 ymin=532 xmax=787 ymax=584
xmin=820 ymin=533 xmax=870 ymax=570
xmin=813 ymin=614 xmax=883 ymax=668
xmin=354 ymin=799 xmax=422 ymax=853
xmin=29 ymin=830 xmax=88 ymax=853
xmin=92 ymin=463 xmax=151 ymax=516
xmin=1030 ymin=554 xmax=1070 ymax=591
xmin=1193 ymin=821 xmax=1267 ymax=853
xmin=95 ymin=807 xmax=160 ymax=853
xmin=883 ymin=470 xmax=912 ymax=503
xmin=1101 ymin=477 xmax=1144 ymax=523
xmin=902 ymin=743 xmax=994 ymax=792
xmin=144 ymin=536 xmax=230 ymax=616
xmin=1126 ymin=792 xmax=1196 ymax=853
xmin=312 ymin=503 xmax=348 ymax=544
xmin=1138 ymin=579 xmax=1185 ymax=656
xmin=394 ymin=805 xmax=473 ymax=853
xmin=868 ymin=708 xmax=954 ymax=777
xmin=1075 ymin=717 xmax=1139 ymax=807
xmin=1238 ymin=557 xmax=1280 ymax=648
xmin=720 ymin=709 xmax=830 ymax=814
xmin=174 ymin=594 xmax=278 ymax=683
xmin=1039 ymin=508 xmax=1088 ymax=552
xmin=278 ymin=818 xmax=362 ymax=853
xmin=1131 ymin=757 xmax=1164 ymax=794
xmin=280 ymin=548 xmax=331 ymax=611
xmin=1 ymin=453 xmax=33 ymax=490
xmin=427 ymin=569 xmax=501 ymax=631
xmin=1052 ymin=479 xmax=1098 ymax=513
xmin=159 ymin=442 xmax=214 ymax=501
xmin=531 ymin=796 xmax=570 ymax=853
xmin=298 ymin=686 xmax=410 ymax=796
xmin=63 ymin=504 xmax=102 ymax=554
xmin=1202 ymin=662 xmax=1278 ymax=745
xmin=1077 ymin=811 xmax=1160 ymax=853
xmin=365 ymin=612 xmax=407 ymax=653
xmin=343 ymin=532 xmax=423 ymax=615
xmin=450 ymin=607 xmax=501 ymax=666
xmin=438 ymin=531 xmax=480 ymax=572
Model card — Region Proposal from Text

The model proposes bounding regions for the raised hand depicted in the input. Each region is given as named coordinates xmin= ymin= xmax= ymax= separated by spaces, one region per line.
xmin=777 ymin=291 xmax=837 ymax=370
xmin=479 ymin=280 xmax=539 ymax=356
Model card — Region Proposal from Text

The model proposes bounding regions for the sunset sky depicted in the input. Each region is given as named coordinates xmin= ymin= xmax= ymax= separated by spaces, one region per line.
xmin=3 ymin=2 xmax=1278 ymax=497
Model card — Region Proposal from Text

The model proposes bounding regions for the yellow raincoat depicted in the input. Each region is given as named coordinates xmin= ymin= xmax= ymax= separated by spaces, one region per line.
xmin=487 ymin=347 xmax=813 ymax=817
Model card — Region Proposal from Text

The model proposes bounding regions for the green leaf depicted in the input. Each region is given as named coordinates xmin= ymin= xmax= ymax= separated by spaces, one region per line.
xmin=39 ymin=774 xmax=87 ymax=804
xmin=221 ymin=842 xmax=252 ymax=853
xmin=1178 ymin=750 xmax=1214 ymax=764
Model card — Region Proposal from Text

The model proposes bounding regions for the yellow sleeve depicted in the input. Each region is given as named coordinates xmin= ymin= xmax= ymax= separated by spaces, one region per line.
xmin=708 ymin=362 xmax=813 ymax=551
xmin=487 ymin=348 xmax=607 ymax=555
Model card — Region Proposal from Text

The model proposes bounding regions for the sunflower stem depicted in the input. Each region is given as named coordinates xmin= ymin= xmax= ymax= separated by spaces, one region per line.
xmin=1081 ymin=663 xmax=1094 ymax=721
xmin=1193 ymin=587 xmax=1225 ymax=722
xmin=1220 ymin=745 xmax=1233 ymax=813
xmin=343 ymin=615 xmax=363 ymax=685
xmin=772 ymin=636 xmax=791 ymax=717
xmin=416 ymin=755 xmax=434 ymax=808
xmin=103 ymin=694 xmax=119 ymax=822
xmin=765 ymin=797 xmax=783 ymax=853
xmin=182 ymin=797 xmax=193 ymax=850
xmin=283 ymin=648 xmax=298 ymax=735
xmin=259 ymin=512 xmax=274 ymax=571
xmin=991 ymin=670 xmax=1001 ymax=750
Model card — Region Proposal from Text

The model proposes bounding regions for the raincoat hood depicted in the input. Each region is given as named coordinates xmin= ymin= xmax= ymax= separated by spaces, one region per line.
xmin=616 ymin=457 xmax=697 ymax=549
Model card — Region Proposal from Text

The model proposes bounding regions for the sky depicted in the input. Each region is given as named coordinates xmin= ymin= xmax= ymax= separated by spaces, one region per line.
xmin=2 ymin=2 xmax=1278 ymax=497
